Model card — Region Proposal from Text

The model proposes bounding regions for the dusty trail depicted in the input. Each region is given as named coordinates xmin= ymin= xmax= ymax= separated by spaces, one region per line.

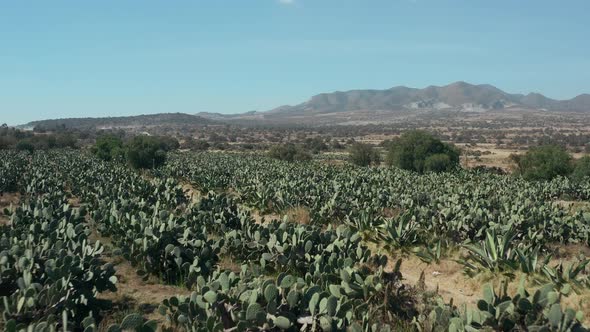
xmin=87 ymin=220 xmax=188 ymax=329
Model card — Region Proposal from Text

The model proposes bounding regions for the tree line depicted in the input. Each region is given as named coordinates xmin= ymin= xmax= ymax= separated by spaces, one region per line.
xmin=269 ymin=130 xmax=590 ymax=182
xmin=92 ymin=134 xmax=179 ymax=169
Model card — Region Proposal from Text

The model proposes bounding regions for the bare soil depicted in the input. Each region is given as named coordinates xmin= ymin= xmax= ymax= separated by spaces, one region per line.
xmin=97 ymin=257 xmax=187 ymax=325
xmin=385 ymin=252 xmax=480 ymax=307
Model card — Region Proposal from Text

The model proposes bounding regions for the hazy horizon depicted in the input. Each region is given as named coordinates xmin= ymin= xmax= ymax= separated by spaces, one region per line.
xmin=2 ymin=0 xmax=589 ymax=125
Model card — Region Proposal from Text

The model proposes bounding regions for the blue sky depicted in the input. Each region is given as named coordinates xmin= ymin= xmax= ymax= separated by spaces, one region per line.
xmin=1 ymin=0 xmax=589 ymax=125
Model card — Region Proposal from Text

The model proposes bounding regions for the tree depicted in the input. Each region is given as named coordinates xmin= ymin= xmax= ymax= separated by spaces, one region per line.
xmin=514 ymin=145 xmax=573 ymax=181
xmin=125 ymin=136 xmax=177 ymax=169
xmin=572 ymin=156 xmax=590 ymax=181
xmin=348 ymin=143 xmax=381 ymax=166
xmin=386 ymin=130 xmax=460 ymax=173
xmin=182 ymin=137 xmax=210 ymax=151
xmin=423 ymin=153 xmax=453 ymax=173
xmin=15 ymin=139 xmax=34 ymax=153
xmin=92 ymin=135 xmax=124 ymax=162
xmin=303 ymin=137 xmax=328 ymax=154
xmin=55 ymin=133 xmax=77 ymax=149
xmin=155 ymin=136 xmax=180 ymax=151
xmin=0 ymin=136 xmax=16 ymax=150
xmin=268 ymin=144 xmax=311 ymax=162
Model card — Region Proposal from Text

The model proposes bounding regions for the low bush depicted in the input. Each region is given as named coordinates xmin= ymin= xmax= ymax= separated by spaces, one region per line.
xmin=268 ymin=144 xmax=312 ymax=162
xmin=386 ymin=130 xmax=460 ymax=173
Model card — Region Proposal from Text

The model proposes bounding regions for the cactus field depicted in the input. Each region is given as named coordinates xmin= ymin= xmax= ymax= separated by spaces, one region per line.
xmin=2 ymin=150 xmax=590 ymax=331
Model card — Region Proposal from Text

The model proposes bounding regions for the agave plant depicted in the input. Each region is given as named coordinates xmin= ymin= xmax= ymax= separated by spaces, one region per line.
xmin=377 ymin=211 xmax=421 ymax=251
xmin=460 ymin=228 xmax=519 ymax=274
xmin=414 ymin=238 xmax=445 ymax=264
xmin=344 ymin=208 xmax=385 ymax=241
xmin=542 ymin=258 xmax=590 ymax=295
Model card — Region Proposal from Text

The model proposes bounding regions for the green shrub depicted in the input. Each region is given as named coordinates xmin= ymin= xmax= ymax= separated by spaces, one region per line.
xmin=424 ymin=153 xmax=453 ymax=173
xmin=572 ymin=155 xmax=590 ymax=181
xmin=514 ymin=145 xmax=573 ymax=181
xmin=92 ymin=134 xmax=124 ymax=161
xmin=125 ymin=135 xmax=178 ymax=169
xmin=348 ymin=143 xmax=381 ymax=166
xmin=386 ymin=131 xmax=459 ymax=173
xmin=15 ymin=139 xmax=34 ymax=153
xmin=193 ymin=139 xmax=210 ymax=151
xmin=268 ymin=144 xmax=311 ymax=162
xmin=303 ymin=137 xmax=328 ymax=153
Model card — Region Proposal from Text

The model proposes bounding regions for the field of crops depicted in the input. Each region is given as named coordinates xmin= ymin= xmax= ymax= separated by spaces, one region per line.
xmin=2 ymin=150 xmax=590 ymax=331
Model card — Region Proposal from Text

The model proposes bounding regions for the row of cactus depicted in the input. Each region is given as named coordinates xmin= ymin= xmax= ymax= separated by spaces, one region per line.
xmin=0 ymin=151 xmax=27 ymax=192
xmin=221 ymin=218 xmax=373 ymax=277
xmin=158 ymin=259 xmax=414 ymax=331
xmin=162 ymin=152 xmax=590 ymax=249
xmin=37 ymin=151 xmax=222 ymax=287
xmin=1 ymin=153 xmax=117 ymax=331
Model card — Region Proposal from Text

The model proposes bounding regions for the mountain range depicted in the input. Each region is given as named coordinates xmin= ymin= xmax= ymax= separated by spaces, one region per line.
xmin=202 ymin=81 xmax=590 ymax=118
xmin=22 ymin=82 xmax=590 ymax=128
xmin=283 ymin=81 xmax=590 ymax=113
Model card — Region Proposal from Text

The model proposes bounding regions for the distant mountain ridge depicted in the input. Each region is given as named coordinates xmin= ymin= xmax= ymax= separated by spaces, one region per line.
xmin=264 ymin=81 xmax=590 ymax=115
xmin=23 ymin=112 xmax=216 ymax=129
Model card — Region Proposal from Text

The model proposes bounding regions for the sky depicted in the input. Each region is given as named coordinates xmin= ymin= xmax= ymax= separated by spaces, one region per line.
xmin=1 ymin=0 xmax=589 ymax=125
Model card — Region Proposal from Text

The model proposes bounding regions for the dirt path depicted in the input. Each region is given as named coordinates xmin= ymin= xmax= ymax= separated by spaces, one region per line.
xmin=78 ymin=194 xmax=185 ymax=331
xmin=88 ymin=225 xmax=188 ymax=330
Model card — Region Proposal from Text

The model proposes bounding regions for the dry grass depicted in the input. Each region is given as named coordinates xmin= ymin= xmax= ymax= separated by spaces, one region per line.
xmin=0 ymin=192 xmax=20 ymax=226
xmin=379 ymin=247 xmax=590 ymax=325
xmin=218 ymin=255 xmax=242 ymax=273
xmin=283 ymin=206 xmax=311 ymax=225
xmin=547 ymin=243 xmax=590 ymax=260
xmin=382 ymin=207 xmax=401 ymax=218
xmin=383 ymin=250 xmax=480 ymax=307
xmin=67 ymin=196 xmax=81 ymax=207
xmin=250 ymin=209 xmax=281 ymax=224
xmin=556 ymin=200 xmax=590 ymax=216
xmin=460 ymin=143 xmax=519 ymax=171
xmin=98 ymin=257 xmax=186 ymax=324
xmin=181 ymin=182 xmax=201 ymax=204
xmin=250 ymin=206 xmax=311 ymax=225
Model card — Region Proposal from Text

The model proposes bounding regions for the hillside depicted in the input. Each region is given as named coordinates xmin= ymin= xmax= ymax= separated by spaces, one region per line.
xmin=23 ymin=112 xmax=216 ymax=130
xmin=266 ymin=81 xmax=590 ymax=115
xmin=196 ymin=82 xmax=590 ymax=125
